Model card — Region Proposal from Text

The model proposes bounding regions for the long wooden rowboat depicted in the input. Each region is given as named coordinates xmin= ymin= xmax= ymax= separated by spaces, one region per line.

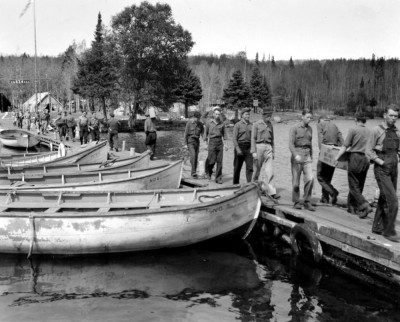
xmin=0 ymin=129 xmax=40 ymax=149
xmin=0 ymin=140 xmax=108 ymax=167
xmin=0 ymin=151 xmax=151 ymax=176
xmin=0 ymin=183 xmax=261 ymax=255
xmin=0 ymin=160 xmax=183 ymax=192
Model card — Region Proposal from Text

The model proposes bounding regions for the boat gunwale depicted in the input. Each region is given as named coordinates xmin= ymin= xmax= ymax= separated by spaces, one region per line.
xmin=0 ymin=159 xmax=183 ymax=190
xmin=0 ymin=183 xmax=260 ymax=219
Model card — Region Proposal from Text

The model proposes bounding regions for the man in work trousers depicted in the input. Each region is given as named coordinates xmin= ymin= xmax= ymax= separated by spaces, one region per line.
xmin=289 ymin=109 xmax=315 ymax=211
xmin=144 ymin=112 xmax=157 ymax=160
xmin=204 ymin=108 xmax=228 ymax=184
xmin=184 ymin=111 xmax=204 ymax=178
xmin=66 ymin=112 xmax=76 ymax=142
xmin=251 ymin=108 xmax=280 ymax=199
xmin=78 ymin=111 xmax=89 ymax=145
xmin=89 ymin=113 xmax=100 ymax=142
xmin=317 ymin=113 xmax=344 ymax=204
xmin=335 ymin=112 xmax=371 ymax=217
xmin=107 ymin=112 xmax=120 ymax=151
xmin=232 ymin=108 xmax=253 ymax=184
xmin=367 ymin=104 xmax=400 ymax=242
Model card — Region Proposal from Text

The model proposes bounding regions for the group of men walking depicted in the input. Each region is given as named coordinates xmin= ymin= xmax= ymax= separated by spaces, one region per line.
xmin=184 ymin=107 xmax=280 ymax=199
xmin=184 ymin=104 xmax=400 ymax=243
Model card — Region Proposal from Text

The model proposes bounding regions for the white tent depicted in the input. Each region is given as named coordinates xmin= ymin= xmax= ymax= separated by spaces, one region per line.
xmin=22 ymin=92 xmax=63 ymax=112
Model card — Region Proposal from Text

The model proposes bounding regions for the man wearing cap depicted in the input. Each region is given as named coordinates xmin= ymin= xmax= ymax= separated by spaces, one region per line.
xmin=289 ymin=109 xmax=315 ymax=211
xmin=317 ymin=113 xmax=344 ymax=204
xmin=366 ymin=104 xmax=400 ymax=242
xmin=232 ymin=108 xmax=253 ymax=184
xmin=107 ymin=111 xmax=120 ymax=151
xmin=88 ymin=113 xmax=100 ymax=142
xmin=204 ymin=107 xmax=228 ymax=184
xmin=55 ymin=111 xmax=67 ymax=142
xmin=335 ymin=112 xmax=371 ymax=217
xmin=144 ymin=112 xmax=157 ymax=160
xmin=251 ymin=108 xmax=280 ymax=199
xmin=78 ymin=111 xmax=89 ymax=145
xmin=66 ymin=112 xmax=76 ymax=142
xmin=184 ymin=111 xmax=204 ymax=178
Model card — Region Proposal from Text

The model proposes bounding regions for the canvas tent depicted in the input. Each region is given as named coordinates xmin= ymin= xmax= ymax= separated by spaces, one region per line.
xmin=22 ymin=92 xmax=63 ymax=112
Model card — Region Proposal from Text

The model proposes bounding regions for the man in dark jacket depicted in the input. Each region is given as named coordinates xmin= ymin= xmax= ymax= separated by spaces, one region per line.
xmin=107 ymin=112 xmax=120 ymax=151
xmin=184 ymin=111 xmax=204 ymax=178
xmin=367 ymin=104 xmax=400 ymax=242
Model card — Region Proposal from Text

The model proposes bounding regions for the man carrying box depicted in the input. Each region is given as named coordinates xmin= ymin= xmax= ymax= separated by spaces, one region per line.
xmin=334 ymin=112 xmax=371 ymax=217
xmin=317 ymin=113 xmax=344 ymax=204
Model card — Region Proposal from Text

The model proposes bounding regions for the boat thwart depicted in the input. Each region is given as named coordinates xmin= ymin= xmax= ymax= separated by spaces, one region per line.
xmin=0 ymin=183 xmax=261 ymax=255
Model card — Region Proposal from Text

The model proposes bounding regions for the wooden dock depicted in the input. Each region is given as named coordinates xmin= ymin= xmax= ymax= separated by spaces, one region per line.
xmin=260 ymin=192 xmax=400 ymax=291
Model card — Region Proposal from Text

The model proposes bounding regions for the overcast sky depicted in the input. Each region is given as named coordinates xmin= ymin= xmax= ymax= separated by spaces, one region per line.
xmin=1 ymin=0 xmax=399 ymax=60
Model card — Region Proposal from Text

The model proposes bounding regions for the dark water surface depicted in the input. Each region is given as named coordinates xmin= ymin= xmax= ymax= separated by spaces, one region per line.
xmin=0 ymin=125 xmax=399 ymax=321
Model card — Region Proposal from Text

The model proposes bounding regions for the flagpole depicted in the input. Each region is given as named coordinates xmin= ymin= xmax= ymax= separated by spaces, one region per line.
xmin=33 ymin=0 xmax=38 ymax=113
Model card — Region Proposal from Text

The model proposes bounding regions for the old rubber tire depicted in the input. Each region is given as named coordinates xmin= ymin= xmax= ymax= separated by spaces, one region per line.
xmin=290 ymin=224 xmax=323 ymax=264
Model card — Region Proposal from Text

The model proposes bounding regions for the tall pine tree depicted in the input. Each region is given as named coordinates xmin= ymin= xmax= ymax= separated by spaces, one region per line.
xmin=171 ymin=68 xmax=203 ymax=118
xmin=222 ymin=70 xmax=251 ymax=120
xmin=250 ymin=68 xmax=271 ymax=111
xmin=73 ymin=13 xmax=119 ymax=119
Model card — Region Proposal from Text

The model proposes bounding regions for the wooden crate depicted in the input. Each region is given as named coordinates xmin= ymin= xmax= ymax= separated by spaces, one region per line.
xmin=319 ymin=144 xmax=348 ymax=170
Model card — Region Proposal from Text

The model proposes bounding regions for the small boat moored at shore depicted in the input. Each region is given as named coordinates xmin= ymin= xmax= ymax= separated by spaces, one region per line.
xmin=0 ymin=140 xmax=108 ymax=167
xmin=0 ymin=183 xmax=261 ymax=255
xmin=0 ymin=129 xmax=40 ymax=149
xmin=0 ymin=151 xmax=151 ymax=176
xmin=0 ymin=160 xmax=183 ymax=191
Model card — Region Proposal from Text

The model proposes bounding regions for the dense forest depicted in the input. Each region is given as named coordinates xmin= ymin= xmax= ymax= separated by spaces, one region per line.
xmin=1 ymin=51 xmax=398 ymax=116
xmin=0 ymin=2 xmax=398 ymax=117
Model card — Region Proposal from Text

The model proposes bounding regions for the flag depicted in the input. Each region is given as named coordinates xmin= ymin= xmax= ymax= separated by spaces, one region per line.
xmin=19 ymin=0 xmax=33 ymax=18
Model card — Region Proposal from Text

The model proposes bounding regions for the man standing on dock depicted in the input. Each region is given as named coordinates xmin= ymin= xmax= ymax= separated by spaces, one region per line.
xmin=144 ymin=112 xmax=157 ymax=160
xmin=204 ymin=107 xmax=228 ymax=184
xmin=251 ymin=108 xmax=280 ymax=199
xmin=78 ymin=111 xmax=89 ymax=145
xmin=317 ymin=114 xmax=344 ymax=204
xmin=66 ymin=112 xmax=76 ymax=142
xmin=335 ymin=112 xmax=371 ymax=217
xmin=367 ymin=104 xmax=400 ymax=242
xmin=232 ymin=108 xmax=253 ymax=184
xmin=184 ymin=111 xmax=204 ymax=178
xmin=107 ymin=111 xmax=120 ymax=152
xmin=40 ymin=109 xmax=50 ymax=134
xmin=289 ymin=109 xmax=315 ymax=211
xmin=89 ymin=113 xmax=100 ymax=142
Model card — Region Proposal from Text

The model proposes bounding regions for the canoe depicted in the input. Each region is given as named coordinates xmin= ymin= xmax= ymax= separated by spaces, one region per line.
xmin=0 ymin=140 xmax=108 ymax=167
xmin=0 ymin=160 xmax=183 ymax=191
xmin=0 ymin=151 xmax=151 ymax=176
xmin=0 ymin=129 xmax=40 ymax=149
xmin=0 ymin=183 xmax=261 ymax=255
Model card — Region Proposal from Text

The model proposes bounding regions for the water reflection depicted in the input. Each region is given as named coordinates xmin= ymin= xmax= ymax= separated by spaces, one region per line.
xmin=0 ymin=241 xmax=399 ymax=321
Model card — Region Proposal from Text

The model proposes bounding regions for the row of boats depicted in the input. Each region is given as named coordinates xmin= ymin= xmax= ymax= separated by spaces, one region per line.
xmin=0 ymin=136 xmax=261 ymax=256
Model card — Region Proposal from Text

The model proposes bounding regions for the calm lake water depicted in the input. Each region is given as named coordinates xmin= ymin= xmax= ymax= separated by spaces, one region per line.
xmin=1 ymin=119 xmax=400 ymax=322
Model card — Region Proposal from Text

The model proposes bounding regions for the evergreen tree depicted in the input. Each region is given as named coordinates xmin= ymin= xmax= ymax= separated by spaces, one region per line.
xmin=250 ymin=68 xmax=271 ymax=110
xmin=289 ymin=56 xmax=295 ymax=69
xmin=171 ymin=68 xmax=203 ymax=118
xmin=271 ymin=56 xmax=276 ymax=69
xmin=346 ymin=92 xmax=357 ymax=112
xmin=222 ymin=70 xmax=251 ymax=120
xmin=255 ymin=52 xmax=259 ymax=67
xmin=73 ymin=13 xmax=119 ymax=119
xmin=356 ymin=77 xmax=368 ymax=111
